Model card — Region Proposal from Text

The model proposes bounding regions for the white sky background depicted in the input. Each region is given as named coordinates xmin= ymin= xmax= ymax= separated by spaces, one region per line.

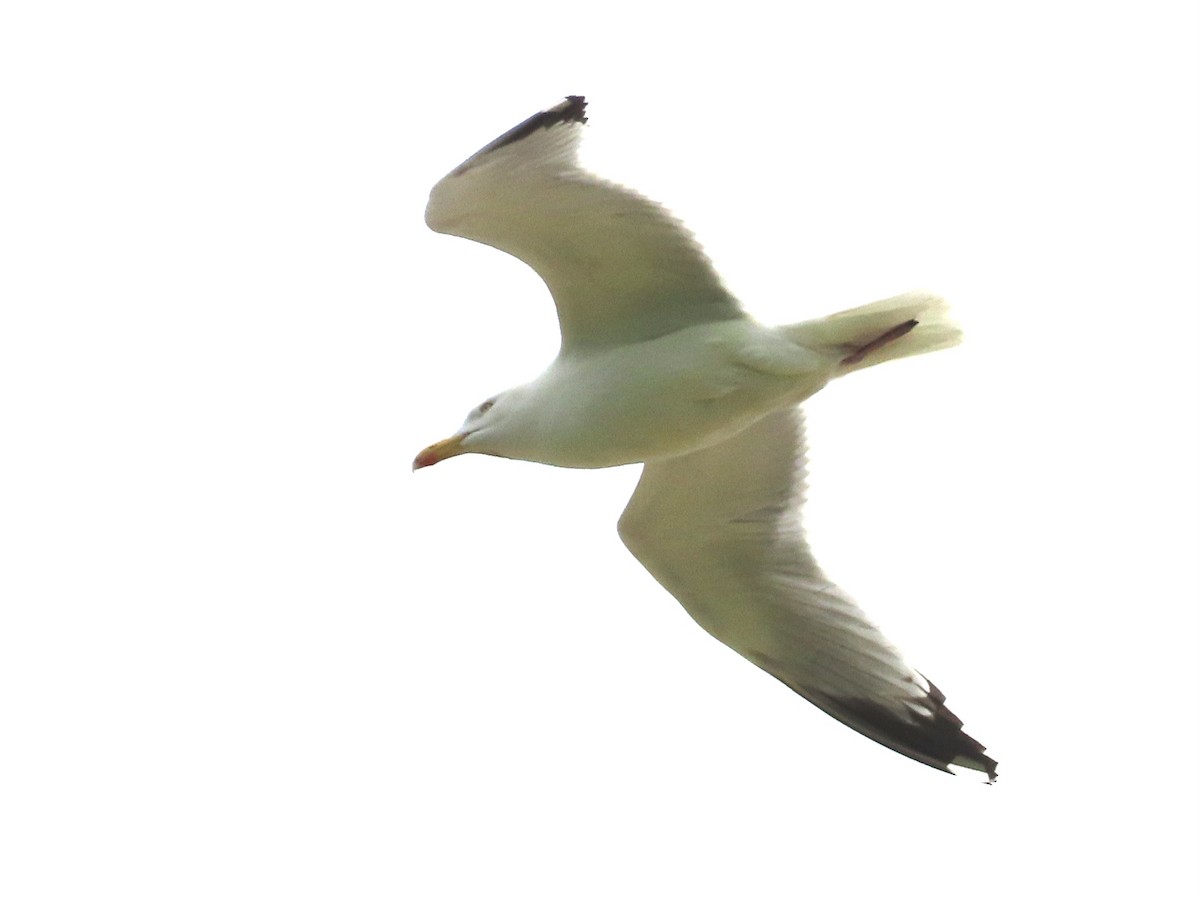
xmin=2 ymin=1 xmax=1198 ymax=897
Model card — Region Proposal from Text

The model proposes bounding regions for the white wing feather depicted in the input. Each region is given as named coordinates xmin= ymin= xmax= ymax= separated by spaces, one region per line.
xmin=618 ymin=408 xmax=997 ymax=780
xmin=425 ymin=97 xmax=744 ymax=350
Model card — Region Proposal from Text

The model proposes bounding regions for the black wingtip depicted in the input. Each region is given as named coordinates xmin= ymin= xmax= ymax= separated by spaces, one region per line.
xmin=556 ymin=95 xmax=589 ymax=125
xmin=810 ymin=676 xmax=998 ymax=783
xmin=502 ymin=95 xmax=587 ymax=138
xmin=451 ymin=96 xmax=588 ymax=175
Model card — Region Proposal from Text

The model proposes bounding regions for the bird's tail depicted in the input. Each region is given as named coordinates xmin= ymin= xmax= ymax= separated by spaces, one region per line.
xmin=789 ymin=291 xmax=962 ymax=375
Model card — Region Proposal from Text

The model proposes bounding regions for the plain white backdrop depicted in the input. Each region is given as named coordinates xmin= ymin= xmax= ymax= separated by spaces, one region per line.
xmin=3 ymin=2 xmax=1198 ymax=897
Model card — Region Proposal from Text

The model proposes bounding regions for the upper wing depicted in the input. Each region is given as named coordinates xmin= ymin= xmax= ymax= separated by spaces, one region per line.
xmin=425 ymin=96 xmax=745 ymax=351
xmin=617 ymin=408 xmax=997 ymax=781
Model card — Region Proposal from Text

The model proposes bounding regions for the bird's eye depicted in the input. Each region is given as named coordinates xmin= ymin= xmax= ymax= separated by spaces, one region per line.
xmin=478 ymin=398 xmax=495 ymax=415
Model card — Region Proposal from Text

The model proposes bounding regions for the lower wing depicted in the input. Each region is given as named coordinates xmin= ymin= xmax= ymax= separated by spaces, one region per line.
xmin=617 ymin=408 xmax=997 ymax=781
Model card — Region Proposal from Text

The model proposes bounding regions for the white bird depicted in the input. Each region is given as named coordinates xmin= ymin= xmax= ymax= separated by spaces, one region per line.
xmin=415 ymin=96 xmax=997 ymax=782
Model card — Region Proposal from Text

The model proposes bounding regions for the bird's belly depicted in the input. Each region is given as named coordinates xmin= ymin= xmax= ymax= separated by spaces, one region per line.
xmin=529 ymin=365 xmax=825 ymax=468
xmin=515 ymin=323 xmax=832 ymax=469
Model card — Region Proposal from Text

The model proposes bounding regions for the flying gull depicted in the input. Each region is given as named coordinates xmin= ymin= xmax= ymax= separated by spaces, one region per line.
xmin=414 ymin=96 xmax=997 ymax=782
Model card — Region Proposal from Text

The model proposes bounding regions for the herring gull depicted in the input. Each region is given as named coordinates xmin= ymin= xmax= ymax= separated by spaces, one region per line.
xmin=414 ymin=96 xmax=997 ymax=782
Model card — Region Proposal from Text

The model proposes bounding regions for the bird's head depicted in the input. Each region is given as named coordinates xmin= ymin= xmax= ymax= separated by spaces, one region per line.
xmin=412 ymin=389 xmax=524 ymax=470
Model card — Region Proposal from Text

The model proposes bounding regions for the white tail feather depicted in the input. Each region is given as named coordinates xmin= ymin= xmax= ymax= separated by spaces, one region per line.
xmin=790 ymin=291 xmax=962 ymax=374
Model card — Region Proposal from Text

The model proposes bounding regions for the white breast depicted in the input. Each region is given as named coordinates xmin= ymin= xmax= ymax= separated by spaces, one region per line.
xmin=508 ymin=321 xmax=832 ymax=468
